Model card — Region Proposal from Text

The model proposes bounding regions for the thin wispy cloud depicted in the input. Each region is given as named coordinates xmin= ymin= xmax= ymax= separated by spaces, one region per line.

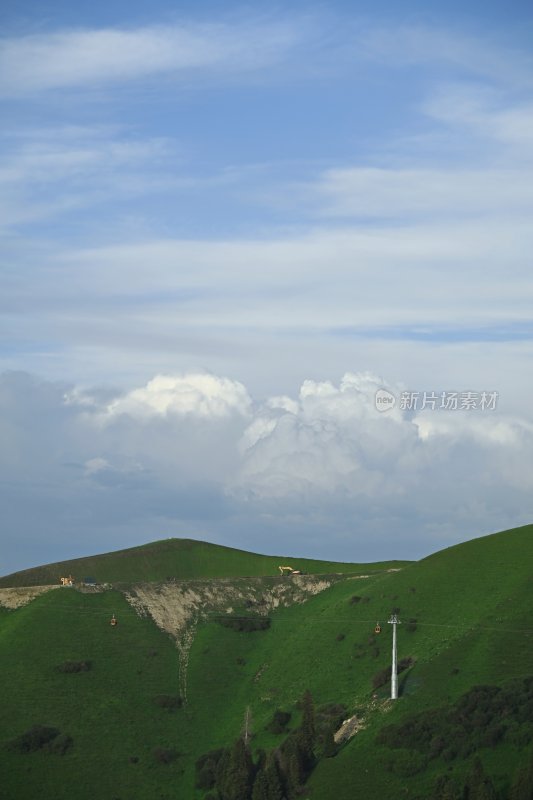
xmin=355 ymin=23 xmax=533 ymax=88
xmin=0 ymin=19 xmax=303 ymax=95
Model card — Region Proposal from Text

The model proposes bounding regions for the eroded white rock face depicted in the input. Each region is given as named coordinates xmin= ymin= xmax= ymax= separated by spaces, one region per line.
xmin=0 ymin=585 xmax=61 ymax=609
xmin=123 ymin=575 xmax=333 ymax=639
xmin=122 ymin=575 xmax=335 ymax=702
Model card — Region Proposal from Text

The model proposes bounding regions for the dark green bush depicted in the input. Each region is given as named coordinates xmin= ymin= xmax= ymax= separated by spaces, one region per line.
xmin=372 ymin=666 xmax=391 ymax=689
xmin=266 ymin=710 xmax=291 ymax=734
xmin=385 ymin=749 xmax=427 ymax=777
xmin=43 ymin=733 xmax=73 ymax=755
xmin=398 ymin=656 xmax=414 ymax=673
xmin=216 ymin=615 xmax=271 ymax=632
xmin=152 ymin=747 xmax=178 ymax=764
xmin=376 ymin=676 xmax=533 ymax=768
xmin=153 ymin=694 xmax=183 ymax=712
xmin=7 ymin=725 xmax=61 ymax=753
xmin=56 ymin=660 xmax=92 ymax=673
xmin=195 ymin=748 xmax=225 ymax=790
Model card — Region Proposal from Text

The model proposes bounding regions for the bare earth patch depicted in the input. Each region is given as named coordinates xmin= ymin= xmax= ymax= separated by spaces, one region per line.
xmin=334 ymin=714 xmax=366 ymax=744
xmin=123 ymin=575 xmax=335 ymax=701
xmin=0 ymin=585 xmax=61 ymax=609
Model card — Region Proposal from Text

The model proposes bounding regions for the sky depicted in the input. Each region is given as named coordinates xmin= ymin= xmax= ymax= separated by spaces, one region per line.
xmin=1 ymin=0 xmax=533 ymax=574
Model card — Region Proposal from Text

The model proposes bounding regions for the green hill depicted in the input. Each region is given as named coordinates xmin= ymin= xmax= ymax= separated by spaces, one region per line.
xmin=0 ymin=537 xmax=405 ymax=587
xmin=0 ymin=524 xmax=531 ymax=800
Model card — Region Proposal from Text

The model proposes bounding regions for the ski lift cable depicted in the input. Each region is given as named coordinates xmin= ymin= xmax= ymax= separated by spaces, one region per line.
xmin=16 ymin=602 xmax=533 ymax=634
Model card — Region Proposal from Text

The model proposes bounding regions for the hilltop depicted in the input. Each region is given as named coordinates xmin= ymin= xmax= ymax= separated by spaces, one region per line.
xmin=0 ymin=537 xmax=407 ymax=588
xmin=0 ymin=524 xmax=531 ymax=800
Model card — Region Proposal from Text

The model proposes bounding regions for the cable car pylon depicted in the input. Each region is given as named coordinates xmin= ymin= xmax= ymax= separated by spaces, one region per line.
xmin=388 ymin=613 xmax=401 ymax=699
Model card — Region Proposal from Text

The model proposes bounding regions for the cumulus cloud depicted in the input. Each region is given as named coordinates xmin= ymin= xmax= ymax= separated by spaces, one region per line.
xmin=101 ymin=373 xmax=252 ymax=420
xmin=2 ymin=369 xmax=532 ymax=575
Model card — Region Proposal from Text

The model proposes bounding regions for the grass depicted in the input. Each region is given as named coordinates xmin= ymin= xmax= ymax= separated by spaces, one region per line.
xmin=0 ymin=524 xmax=531 ymax=799
xmin=0 ymin=537 xmax=408 ymax=587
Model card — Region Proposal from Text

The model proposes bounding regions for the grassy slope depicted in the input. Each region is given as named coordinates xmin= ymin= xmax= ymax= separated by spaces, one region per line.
xmin=0 ymin=588 xmax=185 ymax=800
xmin=0 ymin=524 xmax=531 ymax=799
xmin=0 ymin=537 xmax=407 ymax=587
xmin=309 ymin=523 xmax=533 ymax=799
xmin=183 ymin=523 xmax=533 ymax=797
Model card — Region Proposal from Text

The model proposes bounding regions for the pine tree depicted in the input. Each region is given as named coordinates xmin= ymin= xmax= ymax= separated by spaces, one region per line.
xmin=251 ymin=770 xmax=269 ymax=800
xmin=218 ymin=738 xmax=254 ymax=800
xmin=301 ymin=690 xmax=316 ymax=750
xmin=264 ymin=752 xmax=284 ymax=800
xmin=285 ymin=750 xmax=304 ymax=799
xmin=431 ymin=773 xmax=462 ymax=800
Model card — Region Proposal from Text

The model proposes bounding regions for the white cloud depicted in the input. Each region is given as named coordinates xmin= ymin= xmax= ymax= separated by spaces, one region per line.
xmin=0 ymin=19 xmax=300 ymax=95
xmin=356 ymin=24 xmax=533 ymax=88
xmin=234 ymin=372 xmax=414 ymax=497
xmin=0 ymin=126 xmax=181 ymax=231
xmin=423 ymin=85 xmax=533 ymax=155
xmin=83 ymin=456 xmax=110 ymax=475
xmin=313 ymin=165 xmax=533 ymax=219
xmin=103 ymin=373 xmax=252 ymax=420
xmin=1 ymin=369 xmax=533 ymax=574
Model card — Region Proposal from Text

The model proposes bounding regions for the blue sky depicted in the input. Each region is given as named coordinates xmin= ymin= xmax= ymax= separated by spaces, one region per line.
xmin=1 ymin=0 xmax=533 ymax=573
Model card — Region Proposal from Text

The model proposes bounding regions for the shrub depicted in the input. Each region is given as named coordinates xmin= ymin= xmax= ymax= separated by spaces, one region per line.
xmin=353 ymin=643 xmax=366 ymax=659
xmin=349 ymin=596 xmax=362 ymax=605
xmin=152 ymin=747 xmax=178 ymax=764
xmin=7 ymin=725 xmax=61 ymax=753
xmin=405 ymin=618 xmax=418 ymax=633
xmin=216 ymin=616 xmax=271 ymax=632
xmin=56 ymin=660 xmax=92 ymax=673
xmin=266 ymin=710 xmax=291 ymax=735
xmin=480 ymin=724 xmax=505 ymax=747
xmin=236 ymin=657 xmax=246 ymax=666
xmin=397 ymin=656 xmax=414 ymax=674
xmin=385 ymin=749 xmax=427 ymax=777
xmin=428 ymin=735 xmax=445 ymax=759
xmin=372 ymin=666 xmax=392 ymax=689
xmin=153 ymin=694 xmax=183 ymax=712
xmin=336 ymin=633 xmax=345 ymax=641
xmin=195 ymin=748 xmax=225 ymax=790
xmin=43 ymin=733 xmax=73 ymax=755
